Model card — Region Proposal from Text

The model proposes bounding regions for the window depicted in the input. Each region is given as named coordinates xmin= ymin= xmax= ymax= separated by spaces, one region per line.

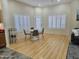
xmin=23 ymin=16 xmax=30 ymax=31
xmin=48 ymin=16 xmax=52 ymax=28
xmin=52 ymin=16 xmax=57 ymax=29
xmin=48 ymin=15 xmax=66 ymax=29
xmin=35 ymin=16 xmax=42 ymax=32
xmin=19 ymin=15 xmax=24 ymax=31
xmin=14 ymin=15 xmax=20 ymax=32
xmin=61 ymin=15 xmax=66 ymax=29
xmin=14 ymin=15 xmax=30 ymax=32
xmin=56 ymin=15 xmax=61 ymax=29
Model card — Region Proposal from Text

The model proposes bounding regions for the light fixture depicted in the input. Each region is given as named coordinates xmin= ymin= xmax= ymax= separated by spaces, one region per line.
xmin=57 ymin=0 xmax=60 ymax=2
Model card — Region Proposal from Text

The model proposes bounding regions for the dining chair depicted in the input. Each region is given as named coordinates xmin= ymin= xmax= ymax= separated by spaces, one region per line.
xmin=23 ymin=29 xmax=31 ymax=40
xmin=8 ymin=28 xmax=17 ymax=44
xmin=39 ymin=28 xmax=44 ymax=38
xmin=32 ymin=30 xmax=39 ymax=40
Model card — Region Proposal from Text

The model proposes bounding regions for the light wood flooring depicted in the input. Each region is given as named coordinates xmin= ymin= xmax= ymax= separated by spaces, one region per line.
xmin=10 ymin=34 xmax=69 ymax=59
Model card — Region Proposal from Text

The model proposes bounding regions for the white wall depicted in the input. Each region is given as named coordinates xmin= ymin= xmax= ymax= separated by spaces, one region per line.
xmin=0 ymin=0 xmax=2 ymax=22
xmin=8 ymin=0 xmax=34 ymax=39
xmin=8 ymin=0 xmax=79 ymax=37
xmin=8 ymin=0 xmax=34 ymax=28
xmin=33 ymin=1 xmax=79 ymax=36
xmin=1 ymin=0 xmax=10 ymax=47
xmin=33 ymin=4 xmax=72 ymax=35
xmin=0 ymin=0 xmax=2 ymax=10
xmin=8 ymin=0 xmax=74 ymax=36
xmin=70 ymin=0 xmax=79 ymax=28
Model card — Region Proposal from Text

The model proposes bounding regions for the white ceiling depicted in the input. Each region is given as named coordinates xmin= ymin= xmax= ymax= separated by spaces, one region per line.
xmin=15 ymin=0 xmax=73 ymax=7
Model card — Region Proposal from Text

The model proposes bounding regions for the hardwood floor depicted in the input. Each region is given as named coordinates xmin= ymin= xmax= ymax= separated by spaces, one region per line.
xmin=10 ymin=34 xmax=69 ymax=59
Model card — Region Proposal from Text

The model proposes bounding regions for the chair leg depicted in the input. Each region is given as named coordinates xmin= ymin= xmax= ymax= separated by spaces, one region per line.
xmin=42 ymin=34 xmax=44 ymax=39
xmin=30 ymin=34 xmax=33 ymax=39
xmin=25 ymin=35 xmax=27 ymax=40
xmin=36 ymin=35 xmax=39 ymax=40
xmin=30 ymin=35 xmax=32 ymax=39
xmin=9 ymin=37 xmax=11 ymax=44
xmin=14 ymin=37 xmax=16 ymax=43
xmin=11 ymin=38 xmax=13 ymax=44
xmin=10 ymin=38 xmax=12 ymax=44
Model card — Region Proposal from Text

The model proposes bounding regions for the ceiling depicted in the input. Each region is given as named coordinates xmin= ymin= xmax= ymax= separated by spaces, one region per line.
xmin=15 ymin=0 xmax=73 ymax=7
